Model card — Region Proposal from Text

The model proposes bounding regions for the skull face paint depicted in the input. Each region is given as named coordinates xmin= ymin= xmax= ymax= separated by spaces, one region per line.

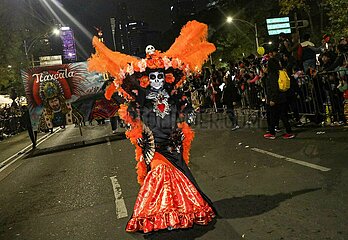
xmin=149 ymin=71 xmax=164 ymax=90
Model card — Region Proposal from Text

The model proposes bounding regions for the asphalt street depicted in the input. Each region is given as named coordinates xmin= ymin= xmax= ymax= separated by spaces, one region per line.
xmin=0 ymin=114 xmax=347 ymax=240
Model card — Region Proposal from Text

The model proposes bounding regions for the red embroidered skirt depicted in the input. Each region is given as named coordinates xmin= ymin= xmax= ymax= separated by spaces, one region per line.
xmin=126 ymin=153 xmax=215 ymax=233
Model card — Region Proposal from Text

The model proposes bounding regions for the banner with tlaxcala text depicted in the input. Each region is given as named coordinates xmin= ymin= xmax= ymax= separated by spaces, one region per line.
xmin=21 ymin=62 xmax=107 ymax=131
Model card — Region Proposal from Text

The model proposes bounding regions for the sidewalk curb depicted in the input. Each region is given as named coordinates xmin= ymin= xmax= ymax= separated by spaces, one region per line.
xmin=26 ymin=132 xmax=126 ymax=158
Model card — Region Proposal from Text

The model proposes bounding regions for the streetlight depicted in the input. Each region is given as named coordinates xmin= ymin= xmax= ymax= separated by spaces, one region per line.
xmin=260 ymin=41 xmax=272 ymax=46
xmin=53 ymin=27 xmax=60 ymax=36
xmin=226 ymin=16 xmax=259 ymax=51
xmin=23 ymin=27 xmax=60 ymax=66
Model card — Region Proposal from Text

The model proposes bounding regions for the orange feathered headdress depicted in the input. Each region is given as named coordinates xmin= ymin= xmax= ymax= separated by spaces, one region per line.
xmin=88 ymin=20 xmax=215 ymax=100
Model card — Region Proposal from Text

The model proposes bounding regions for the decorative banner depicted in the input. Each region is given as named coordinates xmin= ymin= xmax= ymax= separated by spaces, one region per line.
xmin=21 ymin=62 xmax=107 ymax=131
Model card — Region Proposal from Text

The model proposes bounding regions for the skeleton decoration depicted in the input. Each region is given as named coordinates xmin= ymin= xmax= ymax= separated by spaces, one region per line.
xmin=149 ymin=71 xmax=164 ymax=90
xmin=145 ymin=45 xmax=156 ymax=55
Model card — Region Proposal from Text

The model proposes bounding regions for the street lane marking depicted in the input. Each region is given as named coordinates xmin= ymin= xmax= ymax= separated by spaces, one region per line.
xmin=251 ymin=147 xmax=331 ymax=172
xmin=110 ymin=176 xmax=128 ymax=219
xmin=0 ymin=128 xmax=61 ymax=173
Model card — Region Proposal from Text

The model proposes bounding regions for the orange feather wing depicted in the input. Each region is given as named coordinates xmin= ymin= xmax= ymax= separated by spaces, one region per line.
xmin=88 ymin=36 xmax=139 ymax=78
xmin=164 ymin=20 xmax=215 ymax=71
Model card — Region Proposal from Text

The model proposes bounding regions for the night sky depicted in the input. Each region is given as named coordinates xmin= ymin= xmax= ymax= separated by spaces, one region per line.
xmin=54 ymin=0 xmax=173 ymax=59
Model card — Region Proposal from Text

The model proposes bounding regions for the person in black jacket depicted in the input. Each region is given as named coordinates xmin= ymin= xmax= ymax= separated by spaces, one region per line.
xmin=281 ymin=53 xmax=301 ymax=125
xmin=222 ymin=72 xmax=240 ymax=130
xmin=22 ymin=106 xmax=37 ymax=149
xmin=264 ymin=57 xmax=295 ymax=139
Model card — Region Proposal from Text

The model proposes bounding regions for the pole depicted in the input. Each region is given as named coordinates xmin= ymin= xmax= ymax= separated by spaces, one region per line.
xmin=23 ymin=40 xmax=29 ymax=61
xmin=23 ymin=32 xmax=54 ymax=66
xmin=294 ymin=12 xmax=299 ymax=37
xmin=110 ymin=18 xmax=117 ymax=51
xmin=230 ymin=18 xmax=259 ymax=52
xmin=31 ymin=54 xmax=35 ymax=67
xmin=254 ymin=23 xmax=259 ymax=50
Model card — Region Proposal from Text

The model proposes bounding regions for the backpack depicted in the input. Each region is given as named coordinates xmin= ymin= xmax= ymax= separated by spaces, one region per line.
xmin=278 ymin=70 xmax=290 ymax=92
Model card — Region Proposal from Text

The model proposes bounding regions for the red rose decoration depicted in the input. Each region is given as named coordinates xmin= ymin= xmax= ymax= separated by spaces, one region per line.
xmin=165 ymin=73 xmax=175 ymax=83
xmin=139 ymin=76 xmax=150 ymax=88
xmin=146 ymin=59 xmax=156 ymax=69
xmin=154 ymin=58 xmax=164 ymax=68
xmin=133 ymin=63 xmax=140 ymax=72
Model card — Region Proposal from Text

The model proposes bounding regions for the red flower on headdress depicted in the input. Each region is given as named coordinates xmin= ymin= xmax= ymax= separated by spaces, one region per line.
xmin=172 ymin=59 xmax=179 ymax=69
xmin=146 ymin=57 xmax=165 ymax=69
xmin=165 ymin=73 xmax=175 ymax=83
xmin=139 ymin=76 xmax=150 ymax=88
xmin=146 ymin=59 xmax=156 ymax=69
xmin=154 ymin=58 xmax=164 ymax=68
xmin=133 ymin=63 xmax=140 ymax=72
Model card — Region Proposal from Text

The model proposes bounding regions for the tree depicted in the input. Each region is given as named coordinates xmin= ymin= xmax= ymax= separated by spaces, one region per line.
xmin=0 ymin=0 xmax=50 ymax=95
xmin=0 ymin=1 xmax=26 ymax=93
xmin=211 ymin=26 xmax=256 ymax=64
xmin=280 ymin=0 xmax=348 ymax=39
xmin=279 ymin=0 xmax=315 ymax=36
xmin=324 ymin=0 xmax=348 ymax=37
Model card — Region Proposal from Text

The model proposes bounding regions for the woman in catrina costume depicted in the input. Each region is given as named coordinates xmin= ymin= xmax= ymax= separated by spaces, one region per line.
xmin=88 ymin=20 xmax=216 ymax=233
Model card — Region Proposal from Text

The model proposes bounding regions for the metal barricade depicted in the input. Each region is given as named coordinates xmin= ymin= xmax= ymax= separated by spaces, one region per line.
xmin=294 ymin=74 xmax=321 ymax=117
xmin=292 ymin=70 xmax=347 ymax=125
xmin=317 ymin=70 xmax=347 ymax=125
xmin=189 ymin=70 xmax=347 ymax=126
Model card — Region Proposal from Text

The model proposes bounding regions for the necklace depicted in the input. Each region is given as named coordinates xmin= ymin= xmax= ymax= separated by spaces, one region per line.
xmin=146 ymin=90 xmax=171 ymax=118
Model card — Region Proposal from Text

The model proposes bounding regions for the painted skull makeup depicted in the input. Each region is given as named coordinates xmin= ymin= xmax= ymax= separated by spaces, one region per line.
xmin=149 ymin=71 xmax=164 ymax=90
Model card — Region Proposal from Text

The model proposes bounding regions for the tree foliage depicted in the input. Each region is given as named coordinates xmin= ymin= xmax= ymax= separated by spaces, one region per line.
xmin=188 ymin=0 xmax=279 ymax=64
xmin=279 ymin=0 xmax=348 ymax=38
xmin=0 ymin=0 xmax=50 ymax=94
xmin=0 ymin=1 xmax=25 ymax=93
xmin=324 ymin=0 xmax=348 ymax=37
xmin=279 ymin=0 xmax=317 ymax=37
xmin=279 ymin=0 xmax=307 ymax=14
xmin=211 ymin=26 xmax=255 ymax=64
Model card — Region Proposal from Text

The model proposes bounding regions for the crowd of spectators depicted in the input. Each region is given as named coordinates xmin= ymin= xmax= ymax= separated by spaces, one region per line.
xmin=184 ymin=33 xmax=347 ymax=137
xmin=0 ymin=104 xmax=28 ymax=140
